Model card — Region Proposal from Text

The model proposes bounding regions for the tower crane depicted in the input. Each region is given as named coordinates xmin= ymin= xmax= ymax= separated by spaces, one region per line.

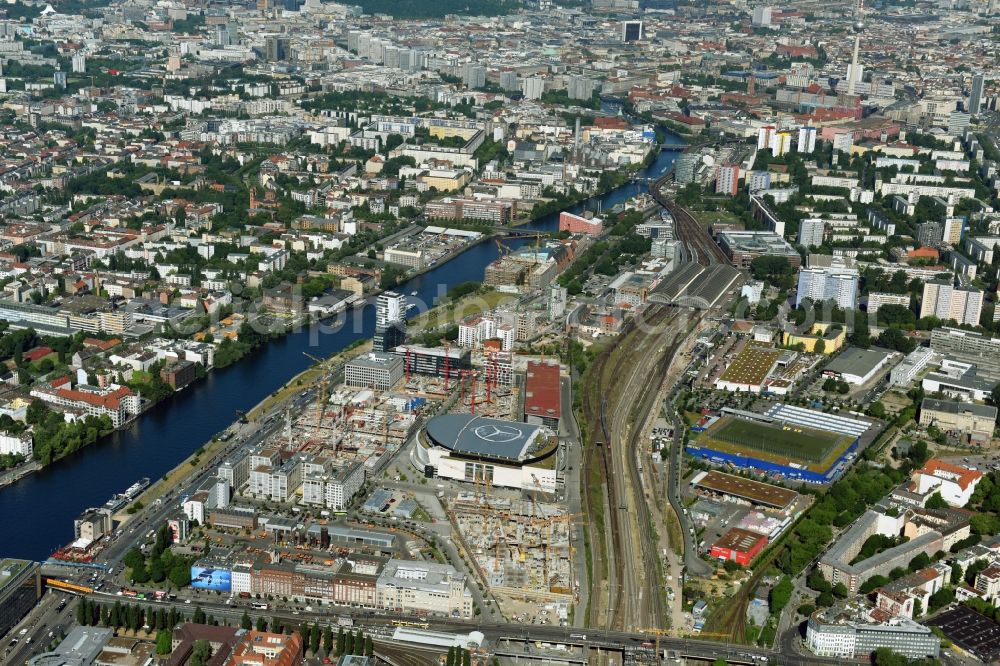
xmin=303 ymin=351 xmax=332 ymax=438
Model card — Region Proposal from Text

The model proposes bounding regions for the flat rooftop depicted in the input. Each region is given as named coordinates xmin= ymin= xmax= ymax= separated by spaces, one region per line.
xmin=0 ymin=558 xmax=35 ymax=595
xmin=524 ymin=360 xmax=561 ymax=420
xmin=692 ymin=470 xmax=797 ymax=510
xmin=713 ymin=527 xmax=767 ymax=553
xmin=718 ymin=345 xmax=781 ymax=386
xmin=927 ymin=605 xmax=1000 ymax=663
xmin=825 ymin=347 xmax=888 ymax=378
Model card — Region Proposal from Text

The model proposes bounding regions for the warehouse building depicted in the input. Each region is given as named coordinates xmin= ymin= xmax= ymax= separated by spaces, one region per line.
xmin=919 ymin=398 xmax=997 ymax=445
xmin=690 ymin=470 xmax=797 ymax=512
xmin=710 ymin=527 xmax=767 ymax=566
xmin=823 ymin=347 xmax=893 ymax=385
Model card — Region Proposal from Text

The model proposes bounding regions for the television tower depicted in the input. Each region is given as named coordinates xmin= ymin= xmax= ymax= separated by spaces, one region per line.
xmin=847 ymin=0 xmax=864 ymax=96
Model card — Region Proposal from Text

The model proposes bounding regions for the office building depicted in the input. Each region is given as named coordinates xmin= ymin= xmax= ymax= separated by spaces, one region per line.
xmin=621 ymin=20 xmax=642 ymax=41
xmin=807 ymin=605 xmax=939 ymax=660
xmin=390 ymin=345 xmax=471 ymax=380
xmin=674 ymin=153 xmax=699 ymax=184
xmin=890 ymin=347 xmax=937 ymax=388
xmin=345 ymin=352 xmax=404 ymax=391
xmin=265 ymin=37 xmax=289 ymax=61
xmin=922 ymin=358 xmax=994 ymax=403
xmin=523 ymin=360 xmax=561 ymax=429
xmin=376 ymin=559 xmax=473 ymax=617
xmin=0 ymin=559 xmax=41 ymax=640
xmin=970 ymin=72 xmax=985 ymax=116
xmin=798 ymin=218 xmax=824 ymax=248
xmin=931 ymin=327 xmax=1000 ymax=381
xmin=795 ymin=266 xmax=859 ymax=309
xmin=920 ymin=280 xmax=983 ymax=327
xmin=715 ymin=164 xmax=740 ymax=195
xmin=718 ymin=231 xmax=801 ymax=269
xmin=374 ymin=291 xmax=406 ymax=353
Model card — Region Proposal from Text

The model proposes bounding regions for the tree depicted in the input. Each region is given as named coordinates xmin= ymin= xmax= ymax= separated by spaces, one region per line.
xmin=913 ymin=599 xmax=923 ymax=618
xmin=807 ymin=570 xmax=832 ymax=593
xmin=301 ymin=625 xmax=312 ymax=653
xmin=311 ymin=623 xmax=322 ymax=655
xmin=874 ymin=327 xmax=916 ymax=353
xmin=951 ymin=563 xmax=964 ymax=585
xmin=336 ymin=627 xmax=346 ymax=655
xmin=256 ymin=616 xmax=267 ymax=632
xmin=241 ymin=611 xmax=252 ymax=631
xmin=872 ymin=647 xmax=910 ymax=666
xmin=365 ymin=635 xmax=374 ymax=657
xmin=168 ymin=562 xmax=191 ymax=588
xmin=193 ymin=606 xmax=206 ymax=625
xmin=814 ymin=337 xmax=826 ymax=354
xmin=156 ymin=629 xmax=173 ymax=655
xmin=76 ymin=597 xmax=90 ymax=626
xmin=345 ymin=629 xmax=355 ymax=655
xmin=816 ymin=590 xmax=835 ymax=607
xmin=909 ymin=552 xmax=932 ymax=571
xmin=323 ymin=625 xmax=334 ymax=654
xmin=770 ymin=576 xmax=793 ymax=613
xmin=190 ymin=639 xmax=212 ymax=666
xmin=832 ymin=582 xmax=849 ymax=599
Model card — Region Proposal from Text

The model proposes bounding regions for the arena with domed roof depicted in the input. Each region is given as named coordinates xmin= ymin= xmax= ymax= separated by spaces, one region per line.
xmin=412 ymin=414 xmax=559 ymax=492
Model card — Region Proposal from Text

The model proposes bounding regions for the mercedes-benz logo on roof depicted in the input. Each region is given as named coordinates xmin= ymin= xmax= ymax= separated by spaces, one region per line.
xmin=474 ymin=424 xmax=522 ymax=443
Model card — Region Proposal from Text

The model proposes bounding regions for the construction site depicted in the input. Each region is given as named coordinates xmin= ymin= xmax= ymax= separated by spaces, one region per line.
xmin=403 ymin=347 xmax=522 ymax=420
xmin=448 ymin=489 xmax=577 ymax=621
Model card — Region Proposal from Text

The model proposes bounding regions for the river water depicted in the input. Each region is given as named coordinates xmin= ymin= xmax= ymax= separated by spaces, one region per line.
xmin=0 ymin=142 xmax=682 ymax=561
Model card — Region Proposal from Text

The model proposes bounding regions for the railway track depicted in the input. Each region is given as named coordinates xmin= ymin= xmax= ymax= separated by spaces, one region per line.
xmin=649 ymin=174 xmax=729 ymax=267
xmin=581 ymin=305 xmax=678 ymax=632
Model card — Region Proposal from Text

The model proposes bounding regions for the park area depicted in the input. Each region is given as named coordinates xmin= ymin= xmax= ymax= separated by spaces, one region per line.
xmin=700 ymin=415 xmax=854 ymax=471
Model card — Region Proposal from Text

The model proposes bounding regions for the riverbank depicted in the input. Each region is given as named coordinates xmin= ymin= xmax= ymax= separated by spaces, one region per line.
xmin=128 ymin=337 xmax=374 ymax=514
xmin=0 ymin=459 xmax=40 ymax=490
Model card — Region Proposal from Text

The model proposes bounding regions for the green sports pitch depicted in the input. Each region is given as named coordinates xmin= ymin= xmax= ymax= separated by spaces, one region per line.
xmin=701 ymin=415 xmax=853 ymax=468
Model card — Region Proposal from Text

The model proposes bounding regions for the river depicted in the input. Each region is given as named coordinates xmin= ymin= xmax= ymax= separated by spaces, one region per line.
xmin=0 ymin=141 xmax=682 ymax=561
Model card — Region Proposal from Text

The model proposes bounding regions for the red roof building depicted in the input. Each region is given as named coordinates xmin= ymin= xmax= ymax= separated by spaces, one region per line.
xmin=523 ymin=360 xmax=561 ymax=428
xmin=24 ymin=346 xmax=53 ymax=362
xmin=710 ymin=528 xmax=767 ymax=566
